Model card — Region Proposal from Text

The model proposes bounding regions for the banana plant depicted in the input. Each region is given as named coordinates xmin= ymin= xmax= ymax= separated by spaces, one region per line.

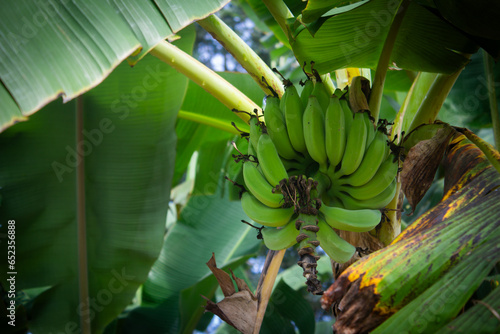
xmin=0 ymin=0 xmax=499 ymax=333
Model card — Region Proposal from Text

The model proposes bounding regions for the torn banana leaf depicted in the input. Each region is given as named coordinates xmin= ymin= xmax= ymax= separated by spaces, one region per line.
xmin=321 ymin=134 xmax=500 ymax=333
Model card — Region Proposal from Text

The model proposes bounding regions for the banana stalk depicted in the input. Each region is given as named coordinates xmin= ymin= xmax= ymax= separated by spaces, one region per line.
xmin=151 ymin=41 xmax=262 ymax=122
xmin=197 ymin=15 xmax=283 ymax=97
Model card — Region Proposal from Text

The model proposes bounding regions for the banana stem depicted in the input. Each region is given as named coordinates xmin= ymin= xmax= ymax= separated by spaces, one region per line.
xmin=177 ymin=110 xmax=248 ymax=135
xmin=150 ymin=41 xmax=261 ymax=123
xmin=377 ymin=183 xmax=402 ymax=246
xmin=407 ymin=69 xmax=463 ymax=133
xmin=369 ymin=0 xmax=410 ymax=123
xmin=262 ymin=0 xmax=294 ymax=41
xmin=320 ymin=73 xmax=336 ymax=95
xmin=76 ymin=96 xmax=91 ymax=334
xmin=483 ymin=50 xmax=500 ymax=150
xmin=392 ymin=72 xmax=438 ymax=142
xmin=197 ymin=15 xmax=283 ymax=97
xmin=253 ymin=249 xmax=286 ymax=334
xmin=455 ymin=127 xmax=500 ymax=176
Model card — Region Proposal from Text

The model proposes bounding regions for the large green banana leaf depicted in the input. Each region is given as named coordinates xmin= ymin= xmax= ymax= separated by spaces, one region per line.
xmin=0 ymin=28 xmax=194 ymax=333
xmin=0 ymin=0 xmax=229 ymax=132
xmin=291 ymin=0 xmax=478 ymax=74
xmin=444 ymin=51 xmax=500 ymax=128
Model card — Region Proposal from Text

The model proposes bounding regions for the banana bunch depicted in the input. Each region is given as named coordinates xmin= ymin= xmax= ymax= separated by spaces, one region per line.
xmin=326 ymin=77 xmax=399 ymax=211
xmin=233 ymin=74 xmax=400 ymax=294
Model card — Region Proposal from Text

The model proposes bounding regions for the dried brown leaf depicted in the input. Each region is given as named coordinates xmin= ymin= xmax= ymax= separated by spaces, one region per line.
xmin=401 ymin=126 xmax=454 ymax=212
xmin=348 ymin=76 xmax=371 ymax=113
xmin=206 ymin=253 xmax=236 ymax=297
xmin=203 ymin=254 xmax=258 ymax=334
xmin=203 ymin=291 xmax=257 ymax=334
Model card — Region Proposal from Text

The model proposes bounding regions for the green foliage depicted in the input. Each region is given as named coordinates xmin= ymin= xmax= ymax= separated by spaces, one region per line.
xmin=292 ymin=0 xmax=476 ymax=74
xmin=0 ymin=0 xmax=499 ymax=333
xmin=0 ymin=49 xmax=190 ymax=332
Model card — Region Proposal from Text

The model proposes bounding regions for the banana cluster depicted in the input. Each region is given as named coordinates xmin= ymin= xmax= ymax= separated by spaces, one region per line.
xmin=235 ymin=75 xmax=399 ymax=295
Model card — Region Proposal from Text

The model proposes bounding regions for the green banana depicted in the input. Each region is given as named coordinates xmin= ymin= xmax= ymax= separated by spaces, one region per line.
xmin=283 ymin=84 xmax=308 ymax=154
xmin=227 ymin=138 xmax=247 ymax=201
xmin=340 ymin=129 xmax=389 ymax=186
xmin=241 ymin=192 xmax=294 ymax=227
xmin=256 ymin=133 xmax=289 ymax=187
xmin=264 ymin=95 xmax=300 ymax=160
xmin=249 ymin=115 xmax=262 ymax=152
xmin=337 ymin=179 xmax=397 ymax=210
xmin=340 ymin=156 xmax=398 ymax=200
xmin=261 ymin=220 xmax=299 ymax=250
xmin=312 ymin=80 xmax=331 ymax=113
xmin=319 ymin=204 xmax=382 ymax=232
xmin=338 ymin=111 xmax=368 ymax=176
xmin=325 ymin=95 xmax=346 ymax=169
xmin=339 ymin=98 xmax=352 ymax=137
xmin=316 ymin=218 xmax=356 ymax=263
xmin=243 ymin=145 xmax=284 ymax=208
xmin=300 ymin=79 xmax=314 ymax=108
xmin=303 ymin=96 xmax=328 ymax=172
xmin=279 ymin=82 xmax=290 ymax=112
xmin=364 ymin=111 xmax=376 ymax=147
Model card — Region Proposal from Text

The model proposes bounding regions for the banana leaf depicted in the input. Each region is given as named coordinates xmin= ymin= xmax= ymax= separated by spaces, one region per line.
xmin=0 ymin=0 xmax=229 ymax=131
xmin=436 ymin=285 xmax=500 ymax=333
xmin=0 ymin=29 xmax=194 ymax=333
xmin=113 ymin=158 xmax=262 ymax=333
xmin=321 ymin=134 xmax=500 ymax=333
xmin=372 ymin=236 xmax=499 ymax=333
xmin=292 ymin=0 xmax=478 ymax=75
xmin=300 ymin=0 xmax=370 ymax=24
